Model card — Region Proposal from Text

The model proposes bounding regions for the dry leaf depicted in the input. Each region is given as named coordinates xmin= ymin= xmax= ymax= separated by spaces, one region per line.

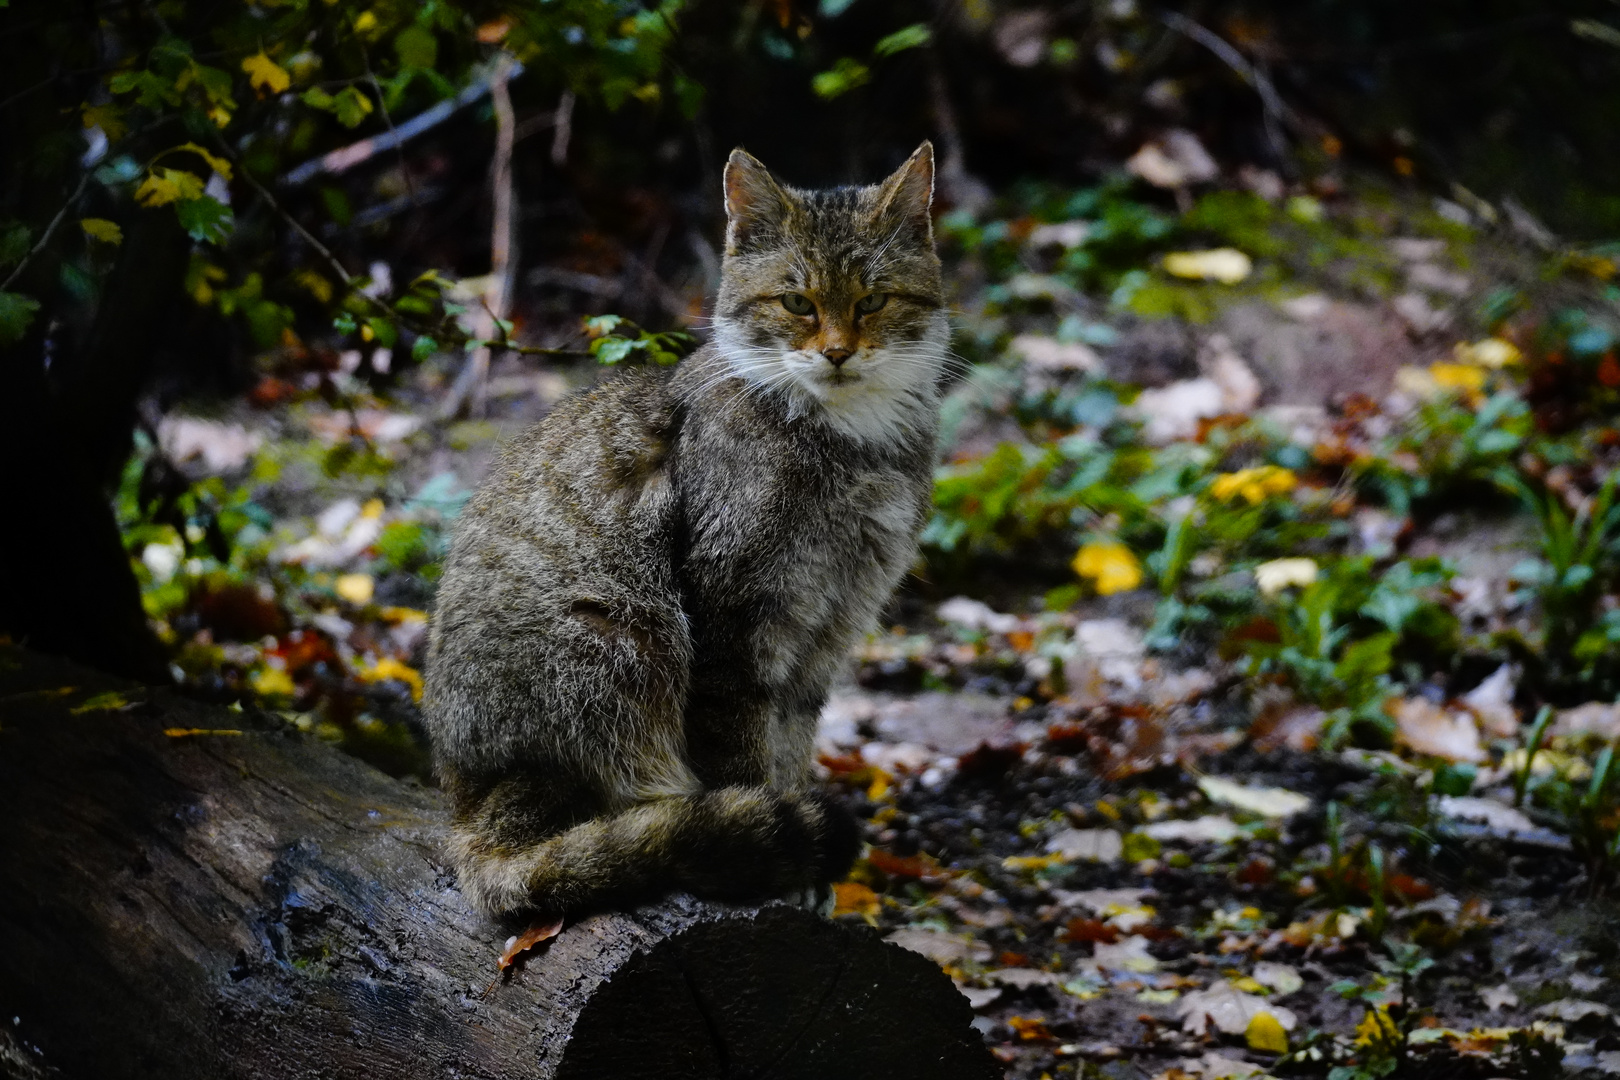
xmin=1434 ymin=795 xmax=1537 ymax=835
xmin=1198 ymin=777 xmax=1311 ymax=819
xmin=1254 ymin=558 xmax=1319 ymax=597
xmin=832 ymin=881 xmax=881 ymax=918
xmin=1391 ymin=697 xmax=1485 ymax=763
xmin=1251 ymin=962 xmax=1304 ymax=997
xmin=1044 ymin=828 xmax=1123 ymax=863
xmin=885 ymin=927 xmax=992 ymax=965
xmin=1008 ymin=334 xmax=1103 ymax=374
xmin=1131 ymin=378 xmax=1225 ymax=444
xmin=1178 ymin=984 xmax=1297 ymax=1036
xmin=1164 ymin=249 xmax=1252 ymax=284
xmin=497 ymin=917 xmax=564 ymax=970
xmin=1142 ymin=815 xmax=1241 ymax=845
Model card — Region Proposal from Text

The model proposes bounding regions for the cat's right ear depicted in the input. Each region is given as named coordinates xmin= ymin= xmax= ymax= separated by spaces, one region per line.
xmin=724 ymin=149 xmax=789 ymax=255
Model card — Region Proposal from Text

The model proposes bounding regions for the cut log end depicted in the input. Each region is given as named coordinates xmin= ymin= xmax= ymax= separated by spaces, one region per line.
xmin=0 ymin=646 xmax=999 ymax=1080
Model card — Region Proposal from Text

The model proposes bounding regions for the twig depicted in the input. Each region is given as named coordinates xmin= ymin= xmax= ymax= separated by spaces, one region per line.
xmin=357 ymin=41 xmax=417 ymax=206
xmin=471 ymin=295 xmax=593 ymax=359
xmin=222 ymin=139 xmax=354 ymax=287
xmin=281 ymin=60 xmax=526 ymax=186
xmin=1159 ymin=12 xmax=1296 ymax=166
xmin=441 ymin=54 xmax=518 ymax=420
xmin=551 ymin=89 xmax=574 ymax=167
xmin=1 ymin=170 xmax=91 ymax=293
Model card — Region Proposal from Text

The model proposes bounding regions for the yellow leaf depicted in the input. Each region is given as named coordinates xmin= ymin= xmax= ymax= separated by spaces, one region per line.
xmin=1429 ymin=362 xmax=1487 ymax=393
xmin=1002 ymin=854 xmax=1067 ymax=872
xmin=81 ymin=102 xmax=128 ymax=141
xmin=832 ymin=881 xmax=881 ymax=919
xmin=71 ymin=691 xmax=133 ymax=714
xmin=1354 ymin=1005 xmax=1400 ymax=1049
xmin=1209 ymin=465 xmax=1296 ymax=505
xmin=251 ymin=667 xmax=296 ymax=697
xmin=135 ymin=172 xmax=181 ymax=208
xmin=335 ymin=573 xmax=375 ymax=604
xmin=293 ymin=268 xmax=333 ymax=304
xmin=1072 ymin=540 xmax=1142 ymax=595
xmin=135 ymin=167 xmax=205 ymax=208
xmin=353 ymin=10 xmax=379 ymax=33
xmin=361 ymin=657 xmax=423 ymax=702
xmin=1163 ymin=248 xmax=1252 ymax=284
xmin=208 ymin=105 xmax=233 ymax=129
xmin=80 ymin=218 xmax=123 ymax=245
xmin=172 ymin=142 xmax=233 ymax=181
xmin=242 ymin=51 xmax=291 ymax=96
xmin=1246 ymin=1010 xmax=1289 ymax=1053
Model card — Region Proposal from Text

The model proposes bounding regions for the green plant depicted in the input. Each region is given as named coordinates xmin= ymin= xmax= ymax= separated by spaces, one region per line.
xmin=1498 ymin=467 xmax=1620 ymax=691
xmin=1357 ymin=391 xmax=1531 ymax=516
xmin=1243 ymin=558 xmax=1455 ymax=746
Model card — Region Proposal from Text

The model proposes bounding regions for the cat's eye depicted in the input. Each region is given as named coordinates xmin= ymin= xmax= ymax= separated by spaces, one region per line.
xmin=855 ymin=293 xmax=888 ymax=315
xmin=781 ymin=292 xmax=815 ymax=316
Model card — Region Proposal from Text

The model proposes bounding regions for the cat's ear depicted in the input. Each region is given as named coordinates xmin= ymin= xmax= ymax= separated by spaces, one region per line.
xmin=724 ymin=148 xmax=790 ymax=255
xmin=872 ymin=141 xmax=935 ymax=243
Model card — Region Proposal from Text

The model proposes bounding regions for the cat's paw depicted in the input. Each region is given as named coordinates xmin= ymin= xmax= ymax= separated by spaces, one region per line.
xmin=783 ymin=883 xmax=835 ymax=917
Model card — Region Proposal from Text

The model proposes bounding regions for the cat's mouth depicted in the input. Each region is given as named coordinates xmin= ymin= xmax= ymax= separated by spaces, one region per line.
xmin=820 ymin=367 xmax=860 ymax=387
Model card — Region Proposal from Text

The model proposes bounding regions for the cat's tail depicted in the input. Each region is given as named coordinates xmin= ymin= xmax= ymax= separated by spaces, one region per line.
xmin=448 ymin=786 xmax=861 ymax=917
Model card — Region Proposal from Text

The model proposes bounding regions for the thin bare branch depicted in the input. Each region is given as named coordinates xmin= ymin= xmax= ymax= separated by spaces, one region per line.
xmin=1 ymin=170 xmax=91 ymax=293
xmin=282 ymin=60 xmax=526 ymax=187
xmin=441 ymin=54 xmax=519 ymax=420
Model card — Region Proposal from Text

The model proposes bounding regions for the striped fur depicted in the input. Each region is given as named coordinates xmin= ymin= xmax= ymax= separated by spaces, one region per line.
xmin=424 ymin=145 xmax=944 ymax=918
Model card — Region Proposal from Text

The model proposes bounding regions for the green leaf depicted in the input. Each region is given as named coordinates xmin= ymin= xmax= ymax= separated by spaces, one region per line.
xmin=364 ymin=316 xmax=398 ymax=348
xmin=175 ymin=196 xmax=233 ymax=243
xmin=811 ymin=58 xmax=870 ymax=99
xmin=332 ymin=86 xmax=375 ymax=128
xmin=411 ymin=335 xmax=439 ymax=362
xmin=0 ymin=222 xmax=30 ymax=267
xmin=0 ymin=290 xmax=40 ymax=346
xmin=594 ymin=337 xmax=635 ymax=364
xmin=302 ymin=86 xmax=376 ymax=128
xmin=873 ymin=23 xmax=931 ymax=57
xmin=394 ymin=26 xmax=438 ymax=70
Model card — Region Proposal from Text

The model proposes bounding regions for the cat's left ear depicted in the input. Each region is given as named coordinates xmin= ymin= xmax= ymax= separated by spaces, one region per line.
xmin=872 ymin=141 xmax=935 ymax=243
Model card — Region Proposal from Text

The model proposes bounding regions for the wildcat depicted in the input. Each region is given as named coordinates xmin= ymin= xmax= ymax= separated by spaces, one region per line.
xmin=423 ymin=143 xmax=948 ymax=918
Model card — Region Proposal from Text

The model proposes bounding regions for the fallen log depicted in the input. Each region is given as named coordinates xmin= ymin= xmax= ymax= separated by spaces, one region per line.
xmin=0 ymin=646 xmax=999 ymax=1079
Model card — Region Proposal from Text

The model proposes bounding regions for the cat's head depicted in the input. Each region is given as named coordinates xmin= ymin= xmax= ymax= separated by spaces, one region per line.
xmin=711 ymin=143 xmax=948 ymax=443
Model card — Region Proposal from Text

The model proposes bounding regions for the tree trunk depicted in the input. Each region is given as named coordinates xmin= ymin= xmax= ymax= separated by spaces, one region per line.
xmin=0 ymin=646 xmax=1000 ymax=1080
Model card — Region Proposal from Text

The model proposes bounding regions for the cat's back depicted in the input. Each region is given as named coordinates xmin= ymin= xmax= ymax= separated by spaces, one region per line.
xmin=433 ymin=365 xmax=683 ymax=633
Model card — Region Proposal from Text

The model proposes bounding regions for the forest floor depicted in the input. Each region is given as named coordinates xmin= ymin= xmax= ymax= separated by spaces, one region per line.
xmin=118 ymin=161 xmax=1620 ymax=1080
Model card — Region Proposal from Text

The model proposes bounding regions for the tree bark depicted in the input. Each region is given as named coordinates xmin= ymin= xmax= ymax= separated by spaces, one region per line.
xmin=0 ymin=646 xmax=1000 ymax=1080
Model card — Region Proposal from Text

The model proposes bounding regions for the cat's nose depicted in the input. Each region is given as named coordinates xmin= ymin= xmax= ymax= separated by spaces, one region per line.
xmin=823 ymin=347 xmax=852 ymax=367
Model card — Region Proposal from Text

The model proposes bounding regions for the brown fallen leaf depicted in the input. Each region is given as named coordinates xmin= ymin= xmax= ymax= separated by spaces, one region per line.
xmin=497 ymin=917 xmax=565 ymax=971
xmin=832 ymin=881 xmax=881 ymax=919
xmin=163 ymin=728 xmax=245 ymax=737
xmin=1007 ymin=1015 xmax=1053 ymax=1041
